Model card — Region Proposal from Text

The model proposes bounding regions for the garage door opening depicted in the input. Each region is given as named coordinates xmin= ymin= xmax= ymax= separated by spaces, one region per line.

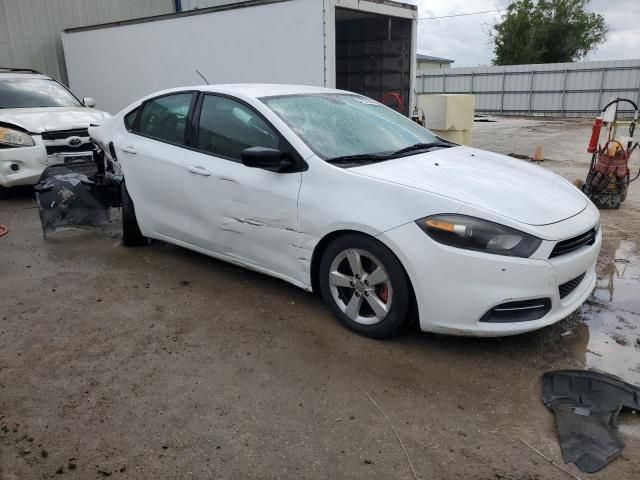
xmin=335 ymin=7 xmax=412 ymax=115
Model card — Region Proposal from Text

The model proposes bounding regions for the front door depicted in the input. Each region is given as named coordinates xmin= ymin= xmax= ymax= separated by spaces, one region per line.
xmin=183 ymin=94 xmax=301 ymax=281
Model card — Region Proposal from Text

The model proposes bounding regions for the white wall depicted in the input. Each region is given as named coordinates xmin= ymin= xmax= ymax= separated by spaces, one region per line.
xmin=417 ymin=61 xmax=452 ymax=70
xmin=62 ymin=0 xmax=325 ymax=113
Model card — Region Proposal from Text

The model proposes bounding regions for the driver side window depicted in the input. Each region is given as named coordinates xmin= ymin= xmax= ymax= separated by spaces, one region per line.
xmin=196 ymin=95 xmax=279 ymax=161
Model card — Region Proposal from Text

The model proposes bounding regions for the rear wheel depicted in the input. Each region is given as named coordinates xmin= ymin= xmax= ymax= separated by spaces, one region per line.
xmin=121 ymin=181 xmax=147 ymax=247
xmin=318 ymin=234 xmax=411 ymax=339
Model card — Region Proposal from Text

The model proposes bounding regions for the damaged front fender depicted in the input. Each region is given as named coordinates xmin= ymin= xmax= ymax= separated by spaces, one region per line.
xmin=34 ymin=150 xmax=122 ymax=237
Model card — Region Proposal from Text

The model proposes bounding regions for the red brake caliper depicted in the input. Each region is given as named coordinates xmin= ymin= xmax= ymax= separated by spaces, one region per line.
xmin=376 ymin=284 xmax=389 ymax=303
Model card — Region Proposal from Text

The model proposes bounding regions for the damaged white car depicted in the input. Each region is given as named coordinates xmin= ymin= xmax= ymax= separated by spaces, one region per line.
xmin=36 ymin=84 xmax=601 ymax=339
xmin=0 ymin=68 xmax=109 ymax=195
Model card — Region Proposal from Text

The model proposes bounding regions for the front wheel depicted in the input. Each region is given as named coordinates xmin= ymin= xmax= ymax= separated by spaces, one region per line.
xmin=319 ymin=234 xmax=412 ymax=339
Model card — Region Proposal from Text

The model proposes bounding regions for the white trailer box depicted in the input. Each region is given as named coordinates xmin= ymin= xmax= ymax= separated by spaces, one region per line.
xmin=62 ymin=0 xmax=417 ymax=114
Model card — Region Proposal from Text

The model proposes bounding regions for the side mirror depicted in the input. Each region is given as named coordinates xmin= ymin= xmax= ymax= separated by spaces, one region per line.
xmin=83 ymin=97 xmax=96 ymax=108
xmin=241 ymin=147 xmax=293 ymax=173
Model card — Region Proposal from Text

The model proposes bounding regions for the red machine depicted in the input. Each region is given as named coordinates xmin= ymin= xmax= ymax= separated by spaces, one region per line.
xmin=381 ymin=92 xmax=404 ymax=113
xmin=582 ymin=98 xmax=639 ymax=209
xmin=380 ymin=92 xmax=426 ymax=127
xmin=587 ymin=117 xmax=602 ymax=153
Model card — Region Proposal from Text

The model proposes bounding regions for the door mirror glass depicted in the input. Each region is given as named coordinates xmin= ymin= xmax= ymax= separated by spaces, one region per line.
xmin=83 ymin=97 xmax=96 ymax=108
xmin=241 ymin=147 xmax=292 ymax=173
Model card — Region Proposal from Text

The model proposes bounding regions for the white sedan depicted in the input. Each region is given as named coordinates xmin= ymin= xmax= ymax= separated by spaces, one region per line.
xmin=89 ymin=84 xmax=601 ymax=339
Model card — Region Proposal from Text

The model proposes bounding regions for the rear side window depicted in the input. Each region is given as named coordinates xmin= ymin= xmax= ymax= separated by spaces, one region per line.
xmin=124 ymin=108 xmax=139 ymax=131
xmin=138 ymin=93 xmax=193 ymax=145
xmin=196 ymin=95 xmax=279 ymax=160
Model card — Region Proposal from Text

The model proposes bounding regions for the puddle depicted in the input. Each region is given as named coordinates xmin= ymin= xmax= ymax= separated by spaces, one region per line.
xmin=569 ymin=239 xmax=640 ymax=385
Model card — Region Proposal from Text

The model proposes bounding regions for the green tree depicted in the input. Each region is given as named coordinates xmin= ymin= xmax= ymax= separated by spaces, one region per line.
xmin=492 ymin=0 xmax=608 ymax=65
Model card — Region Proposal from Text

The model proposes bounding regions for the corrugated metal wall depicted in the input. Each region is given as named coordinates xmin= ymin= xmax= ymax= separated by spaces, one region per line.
xmin=0 ymin=0 xmax=174 ymax=83
xmin=181 ymin=0 xmax=247 ymax=9
xmin=417 ymin=59 xmax=640 ymax=117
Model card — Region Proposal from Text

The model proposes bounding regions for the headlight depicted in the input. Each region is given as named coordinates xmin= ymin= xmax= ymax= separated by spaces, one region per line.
xmin=0 ymin=127 xmax=35 ymax=147
xmin=416 ymin=214 xmax=542 ymax=258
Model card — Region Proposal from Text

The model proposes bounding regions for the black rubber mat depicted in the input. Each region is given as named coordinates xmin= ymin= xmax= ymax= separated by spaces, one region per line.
xmin=542 ymin=369 xmax=640 ymax=473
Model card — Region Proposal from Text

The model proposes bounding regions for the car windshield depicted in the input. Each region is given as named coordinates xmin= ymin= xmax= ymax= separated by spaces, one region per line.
xmin=0 ymin=78 xmax=82 ymax=108
xmin=260 ymin=93 xmax=441 ymax=161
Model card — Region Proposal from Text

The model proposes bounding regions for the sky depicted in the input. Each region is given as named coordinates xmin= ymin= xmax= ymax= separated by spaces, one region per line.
xmin=412 ymin=0 xmax=640 ymax=67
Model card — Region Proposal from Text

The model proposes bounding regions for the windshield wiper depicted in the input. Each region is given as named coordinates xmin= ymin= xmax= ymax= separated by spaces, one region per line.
xmin=326 ymin=153 xmax=391 ymax=165
xmin=391 ymin=142 xmax=454 ymax=156
xmin=326 ymin=142 xmax=455 ymax=165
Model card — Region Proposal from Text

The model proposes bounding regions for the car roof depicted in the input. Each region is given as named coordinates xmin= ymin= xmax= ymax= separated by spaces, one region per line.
xmin=202 ymin=84 xmax=350 ymax=98
xmin=144 ymin=84 xmax=355 ymax=103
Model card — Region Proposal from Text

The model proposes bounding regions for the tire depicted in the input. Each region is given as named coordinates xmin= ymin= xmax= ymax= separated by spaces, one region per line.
xmin=318 ymin=233 xmax=412 ymax=339
xmin=121 ymin=181 xmax=147 ymax=247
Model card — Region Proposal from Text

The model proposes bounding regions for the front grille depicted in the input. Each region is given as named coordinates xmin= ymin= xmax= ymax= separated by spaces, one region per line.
xmin=45 ymin=144 xmax=94 ymax=155
xmin=41 ymin=128 xmax=93 ymax=156
xmin=559 ymin=272 xmax=586 ymax=299
xmin=41 ymin=128 xmax=89 ymax=140
xmin=550 ymin=227 xmax=598 ymax=258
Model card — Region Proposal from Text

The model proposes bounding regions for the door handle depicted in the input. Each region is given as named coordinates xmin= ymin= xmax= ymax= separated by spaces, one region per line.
xmin=119 ymin=145 xmax=137 ymax=154
xmin=187 ymin=165 xmax=211 ymax=176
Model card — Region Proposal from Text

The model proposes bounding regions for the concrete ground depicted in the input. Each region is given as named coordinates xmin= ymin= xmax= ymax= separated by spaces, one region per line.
xmin=1 ymin=117 xmax=639 ymax=479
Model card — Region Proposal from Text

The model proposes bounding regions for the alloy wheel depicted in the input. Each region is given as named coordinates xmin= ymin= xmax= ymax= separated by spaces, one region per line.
xmin=328 ymin=248 xmax=393 ymax=325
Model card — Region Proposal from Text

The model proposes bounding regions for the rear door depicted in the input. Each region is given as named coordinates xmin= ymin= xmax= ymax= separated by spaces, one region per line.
xmin=115 ymin=92 xmax=195 ymax=240
xmin=183 ymin=93 xmax=303 ymax=281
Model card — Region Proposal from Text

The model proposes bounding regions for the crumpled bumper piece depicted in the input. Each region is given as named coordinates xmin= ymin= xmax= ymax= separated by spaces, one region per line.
xmin=542 ymin=369 xmax=640 ymax=473
xmin=34 ymin=163 xmax=112 ymax=236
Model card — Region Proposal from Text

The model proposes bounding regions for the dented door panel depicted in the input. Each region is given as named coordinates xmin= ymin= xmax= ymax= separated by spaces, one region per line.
xmin=183 ymin=150 xmax=301 ymax=282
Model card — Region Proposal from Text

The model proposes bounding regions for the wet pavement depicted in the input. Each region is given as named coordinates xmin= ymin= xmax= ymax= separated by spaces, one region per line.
xmin=0 ymin=118 xmax=639 ymax=479
xmin=570 ymin=238 xmax=640 ymax=385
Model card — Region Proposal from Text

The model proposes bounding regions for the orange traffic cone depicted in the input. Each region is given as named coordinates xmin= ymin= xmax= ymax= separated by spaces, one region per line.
xmin=531 ymin=145 xmax=543 ymax=161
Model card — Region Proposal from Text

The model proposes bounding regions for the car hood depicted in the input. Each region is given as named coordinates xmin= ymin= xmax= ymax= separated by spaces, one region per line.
xmin=0 ymin=107 xmax=111 ymax=133
xmin=351 ymin=146 xmax=588 ymax=226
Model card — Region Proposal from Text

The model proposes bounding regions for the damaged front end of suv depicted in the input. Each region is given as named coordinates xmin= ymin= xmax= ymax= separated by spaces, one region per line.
xmin=34 ymin=145 xmax=122 ymax=237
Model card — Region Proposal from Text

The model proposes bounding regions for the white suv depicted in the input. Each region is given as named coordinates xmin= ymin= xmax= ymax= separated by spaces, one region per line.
xmin=0 ymin=68 xmax=110 ymax=195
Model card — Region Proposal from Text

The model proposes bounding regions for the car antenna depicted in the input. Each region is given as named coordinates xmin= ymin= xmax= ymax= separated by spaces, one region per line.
xmin=195 ymin=69 xmax=210 ymax=85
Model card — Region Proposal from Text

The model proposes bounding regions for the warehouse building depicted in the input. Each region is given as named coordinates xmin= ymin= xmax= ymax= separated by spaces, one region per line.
xmin=416 ymin=53 xmax=454 ymax=70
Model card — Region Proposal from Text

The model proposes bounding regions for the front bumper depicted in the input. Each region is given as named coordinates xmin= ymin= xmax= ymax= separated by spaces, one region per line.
xmin=0 ymin=136 xmax=93 ymax=188
xmin=379 ymin=214 xmax=601 ymax=337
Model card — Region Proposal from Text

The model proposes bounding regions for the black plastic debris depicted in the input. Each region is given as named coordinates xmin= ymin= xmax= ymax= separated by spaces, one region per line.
xmin=35 ymin=165 xmax=104 ymax=236
xmin=542 ymin=369 xmax=640 ymax=473
xmin=34 ymin=161 xmax=120 ymax=237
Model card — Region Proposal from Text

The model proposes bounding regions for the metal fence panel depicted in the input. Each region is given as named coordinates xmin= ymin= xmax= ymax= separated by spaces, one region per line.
xmin=417 ymin=59 xmax=640 ymax=117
